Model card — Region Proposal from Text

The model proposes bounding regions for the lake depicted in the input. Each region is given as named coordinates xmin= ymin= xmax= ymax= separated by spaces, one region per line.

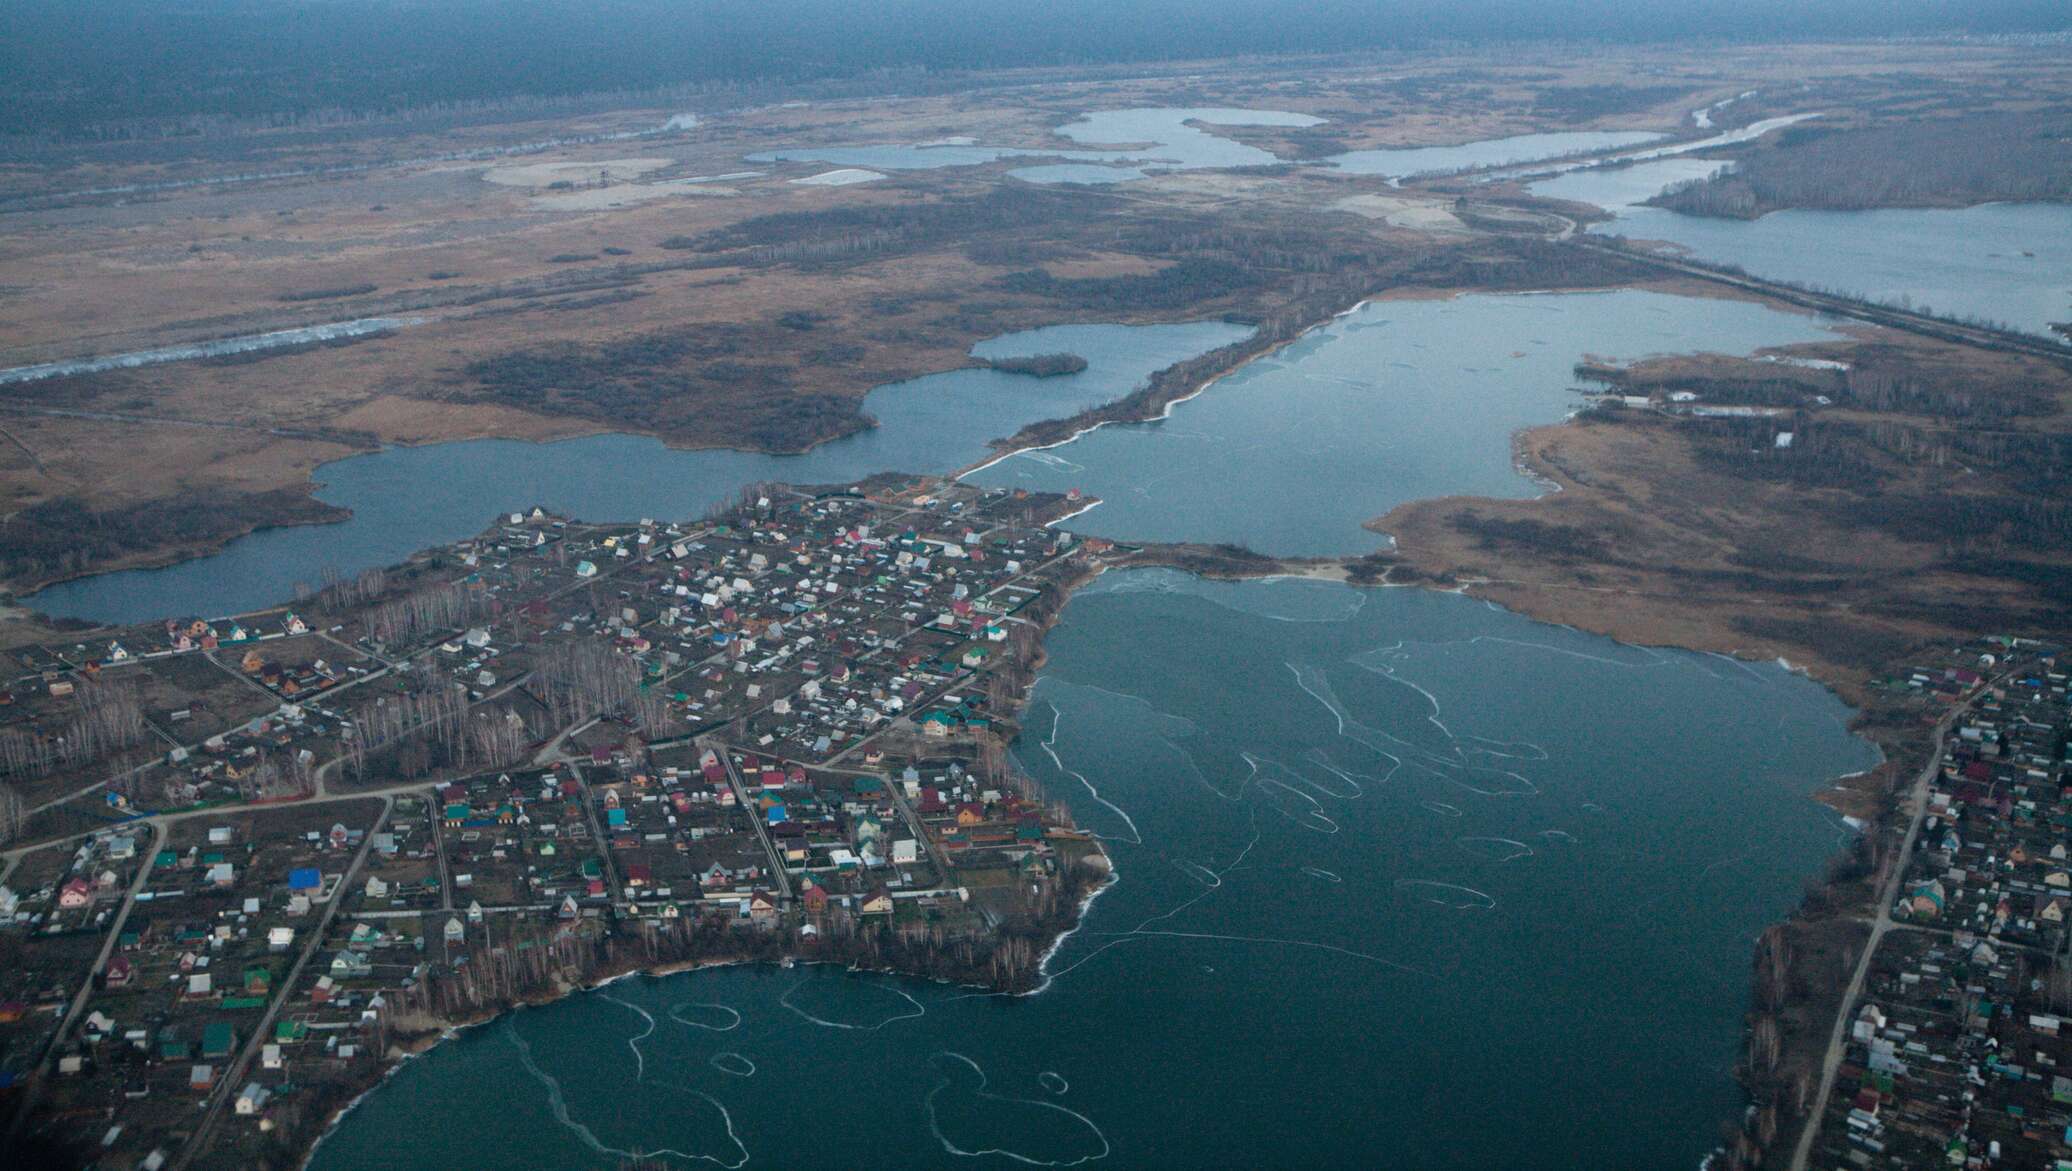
xmin=310 ymin=568 xmax=1878 ymax=1171
xmin=309 ymin=285 xmax=1879 ymax=1170
xmin=47 ymin=286 xmax=1844 ymax=621
xmin=44 ymin=276 xmax=1882 ymax=1170
xmin=1525 ymin=154 xmax=2072 ymax=340
xmin=1529 ymin=157 xmax=1733 ymax=210
xmin=747 ymin=107 xmax=1320 ymax=181
xmin=1491 ymin=112 xmax=1824 ymax=184
xmin=1589 ymin=202 xmax=2072 ymax=338
xmin=965 ymin=289 xmax=1842 ymax=554
xmin=24 ymin=321 xmax=1251 ymax=624
xmin=753 ymin=117 xmax=1671 ymax=187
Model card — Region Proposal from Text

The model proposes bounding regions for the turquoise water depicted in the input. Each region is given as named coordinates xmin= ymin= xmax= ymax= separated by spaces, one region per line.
xmin=747 ymin=107 xmax=1319 ymax=180
xmin=25 ymin=321 xmax=1250 ymax=623
xmin=311 ymin=569 xmax=1878 ymax=1171
xmin=966 ymin=289 xmax=1841 ymax=554
xmin=1327 ymin=130 xmax=1661 ymax=179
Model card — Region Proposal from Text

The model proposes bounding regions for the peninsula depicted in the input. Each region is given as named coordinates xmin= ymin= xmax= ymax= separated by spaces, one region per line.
xmin=0 ymin=25 xmax=2070 ymax=1171
xmin=0 ymin=479 xmax=1112 ymax=1169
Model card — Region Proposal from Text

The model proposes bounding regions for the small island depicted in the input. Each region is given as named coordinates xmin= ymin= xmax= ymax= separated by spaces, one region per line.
xmin=982 ymin=352 xmax=1090 ymax=377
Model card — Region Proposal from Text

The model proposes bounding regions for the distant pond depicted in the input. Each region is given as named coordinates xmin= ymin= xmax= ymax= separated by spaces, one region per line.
xmin=747 ymin=106 xmax=1321 ymax=184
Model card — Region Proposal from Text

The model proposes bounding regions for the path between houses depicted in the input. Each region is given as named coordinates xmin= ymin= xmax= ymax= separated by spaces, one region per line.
xmin=1786 ymin=671 xmax=2007 ymax=1171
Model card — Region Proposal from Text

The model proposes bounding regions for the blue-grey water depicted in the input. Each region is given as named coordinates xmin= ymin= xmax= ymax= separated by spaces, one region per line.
xmin=1490 ymin=113 xmax=1824 ymax=185
xmin=752 ymin=115 xmax=1662 ymax=187
xmin=311 ymin=568 xmax=1878 ymax=1171
xmin=1589 ymin=201 xmax=2072 ymax=338
xmin=746 ymin=142 xmax=1128 ymax=172
xmin=25 ymin=322 xmax=1249 ymax=623
xmin=308 ymin=286 xmax=1880 ymax=1170
xmin=1529 ymin=157 xmax=1735 ymax=209
xmin=1051 ymin=107 xmax=1320 ymax=169
xmin=747 ymin=107 xmax=1319 ymax=180
xmin=1526 ymin=152 xmax=2072 ymax=340
xmin=14 ymin=97 xmax=1943 ymax=1165
xmin=966 ymin=289 xmax=1841 ymax=554
xmin=1326 ymin=130 xmax=1661 ymax=179
xmin=26 ymin=280 xmax=1887 ymax=1169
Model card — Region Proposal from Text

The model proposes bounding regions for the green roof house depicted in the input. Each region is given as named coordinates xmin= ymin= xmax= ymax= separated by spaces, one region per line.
xmin=200 ymin=1021 xmax=236 ymax=1059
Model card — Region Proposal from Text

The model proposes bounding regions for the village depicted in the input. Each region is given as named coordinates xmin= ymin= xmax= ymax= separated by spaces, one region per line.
xmin=0 ymin=475 xmax=1112 ymax=1170
xmin=1805 ymin=639 xmax=2072 ymax=1171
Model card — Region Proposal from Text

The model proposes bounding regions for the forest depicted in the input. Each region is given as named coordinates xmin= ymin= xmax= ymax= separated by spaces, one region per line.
xmin=997 ymin=259 xmax=1261 ymax=312
xmin=457 ymin=318 xmax=870 ymax=451
xmin=0 ymin=488 xmax=346 ymax=595
xmin=982 ymin=353 xmax=1088 ymax=377
xmin=1649 ymin=110 xmax=2072 ymax=217
xmin=664 ymin=187 xmax=1100 ymax=262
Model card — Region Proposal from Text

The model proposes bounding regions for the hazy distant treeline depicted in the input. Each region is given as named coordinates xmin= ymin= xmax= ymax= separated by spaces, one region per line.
xmin=0 ymin=0 xmax=2064 ymax=140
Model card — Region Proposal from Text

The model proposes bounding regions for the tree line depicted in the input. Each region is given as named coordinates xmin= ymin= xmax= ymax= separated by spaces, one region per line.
xmin=0 ymin=676 xmax=147 ymax=782
xmin=1651 ymin=109 xmax=2072 ymax=218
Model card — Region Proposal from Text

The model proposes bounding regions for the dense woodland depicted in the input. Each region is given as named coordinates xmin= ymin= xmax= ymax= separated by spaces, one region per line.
xmin=982 ymin=353 xmax=1089 ymax=377
xmin=0 ymin=678 xmax=147 ymax=784
xmin=1649 ymin=110 xmax=2072 ymax=217
xmin=0 ymin=488 xmax=345 ymax=597
xmin=457 ymin=318 xmax=870 ymax=451
xmin=663 ymin=187 xmax=1102 ymax=263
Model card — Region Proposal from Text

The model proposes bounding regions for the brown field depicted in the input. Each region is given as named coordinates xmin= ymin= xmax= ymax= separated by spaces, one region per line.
xmin=0 ymin=38 xmax=2067 ymax=621
xmin=1375 ymin=336 xmax=2072 ymax=710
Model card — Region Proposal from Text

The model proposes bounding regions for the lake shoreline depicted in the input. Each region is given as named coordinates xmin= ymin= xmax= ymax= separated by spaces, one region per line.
xmin=1362 ymin=361 xmax=2054 ymax=1167
xmin=12 ymin=313 xmax=1278 ymax=626
xmin=288 ymin=533 xmax=1119 ymax=1171
xmin=300 ymin=537 xmax=1882 ymax=1171
xmin=23 ymin=280 xmax=1974 ymax=1171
